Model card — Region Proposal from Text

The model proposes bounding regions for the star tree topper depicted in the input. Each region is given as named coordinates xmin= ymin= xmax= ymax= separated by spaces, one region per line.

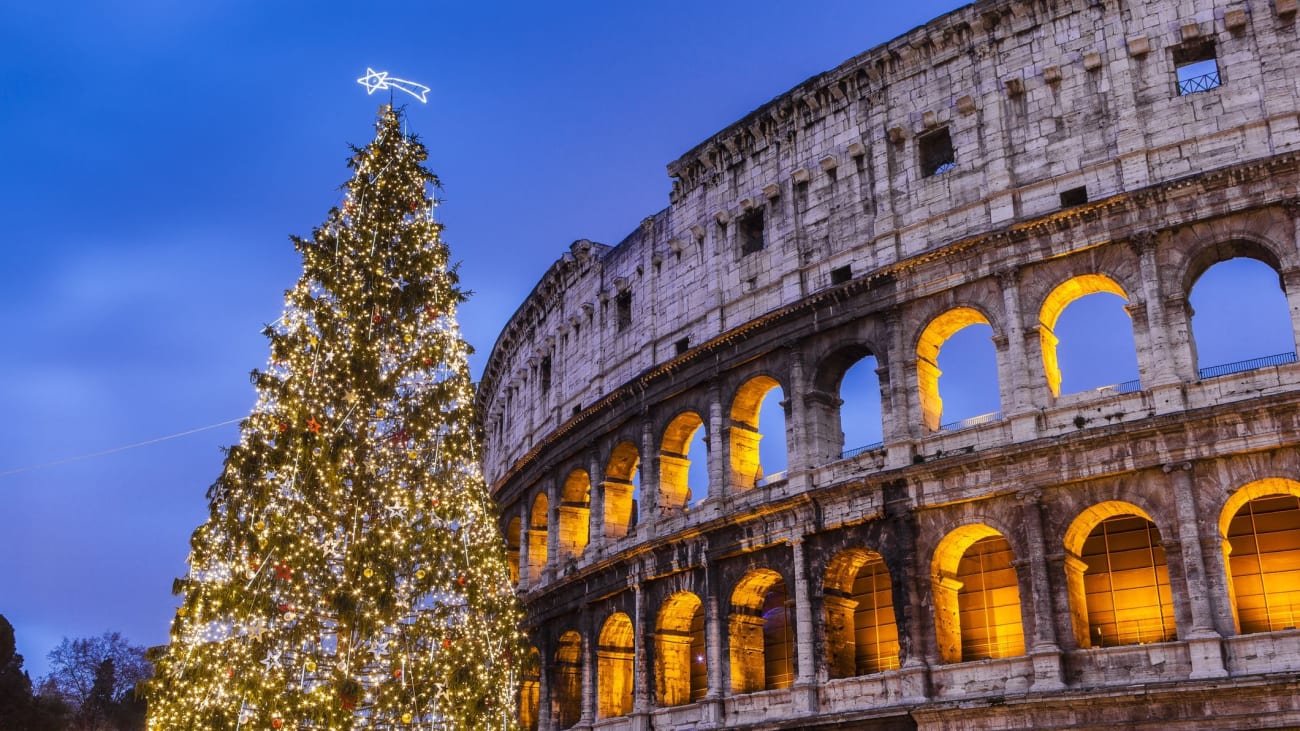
xmin=357 ymin=68 xmax=431 ymax=103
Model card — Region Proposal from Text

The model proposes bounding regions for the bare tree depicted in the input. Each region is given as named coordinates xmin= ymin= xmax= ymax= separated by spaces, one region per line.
xmin=43 ymin=632 xmax=150 ymax=730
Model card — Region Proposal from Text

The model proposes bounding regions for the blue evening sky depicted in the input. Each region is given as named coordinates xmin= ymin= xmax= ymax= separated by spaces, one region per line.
xmin=0 ymin=1 xmax=1290 ymax=680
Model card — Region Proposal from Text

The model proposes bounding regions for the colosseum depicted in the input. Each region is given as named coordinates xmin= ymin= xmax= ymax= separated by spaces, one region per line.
xmin=477 ymin=0 xmax=1300 ymax=728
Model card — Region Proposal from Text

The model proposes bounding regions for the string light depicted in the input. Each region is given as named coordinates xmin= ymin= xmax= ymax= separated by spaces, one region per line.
xmin=146 ymin=106 xmax=524 ymax=730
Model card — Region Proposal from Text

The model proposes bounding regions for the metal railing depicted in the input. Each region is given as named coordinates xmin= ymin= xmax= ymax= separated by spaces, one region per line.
xmin=1177 ymin=69 xmax=1221 ymax=95
xmin=1095 ymin=378 xmax=1142 ymax=395
xmin=842 ymin=441 xmax=885 ymax=460
xmin=755 ymin=470 xmax=788 ymax=487
xmin=1198 ymin=351 xmax=1298 ymax=380
xmin=940 ymin=411 xmax=1002 ymax=432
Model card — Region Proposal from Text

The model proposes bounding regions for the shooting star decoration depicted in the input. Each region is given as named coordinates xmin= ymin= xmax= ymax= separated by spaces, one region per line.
xmin=357 ymin=68 xmax=430 ymax=103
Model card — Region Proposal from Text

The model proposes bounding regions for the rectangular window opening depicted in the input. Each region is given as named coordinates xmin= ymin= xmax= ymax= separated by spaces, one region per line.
xmin=738 ymin=209 xmax=765 ymax=254
xmin=831 ymin=265 xmax=852 ymax=285
xmin=616 ymin=290 xmax=632 ymax=331
xmin=919 ymin=127 xmax=956 ymax=177
xmin=540 ymin=356 xmax=552 ymax=393
xmin=1174 ymin=40 xmax=1220 ymax=95
xmin=675 ymin=338 xmax=690 ymax=356
xmin=1059 ymin=186 xmax=1088 ymax=208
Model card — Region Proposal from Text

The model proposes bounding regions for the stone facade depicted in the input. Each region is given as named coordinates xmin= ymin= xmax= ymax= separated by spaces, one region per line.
xmin=478 ymin=0 xmax=1300 ymax=728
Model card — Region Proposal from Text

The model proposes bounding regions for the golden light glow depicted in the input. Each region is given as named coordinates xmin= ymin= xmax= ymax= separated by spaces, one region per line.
xmin=729 ymin=376 xmax=783 ymax=490
xmin=528 ymin=493 xmax=549 ymax=583
xmin=1221 ymin=479 xmax=1300 ymax=634
xmin=660 ymin=412 xmax=704 ymax=510
xmin=931 ymin=524 xmax=1025 ymax=663
xmin=916 ymin=307 xmax=991 ymax=431
xmin=553 ymin=632 xmax=583 ymax=729
xmin=729 ymin=569 xmax=793 ymax=693
xmin=654 ymin=591 xmax=706 ymax=706
xmin=1038 ymin=275 xmax=1130 ymax=397
xmin=602 ymin=442 xmax=640 ymax=541
xmin=557 ymin=469 xmax=591 ymax=559
xmin=596 ymin=613 xmax=634 ymax=718
xmin=145 ymin=107 xmax=524 ymax=730
xmin=824 ymin=548 xmax=899 ymax=678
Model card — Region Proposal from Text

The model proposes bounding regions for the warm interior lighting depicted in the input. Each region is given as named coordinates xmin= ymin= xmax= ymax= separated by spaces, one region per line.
xmin=1064 ymin=502 xmax=1175 ymax=648
xmin=931 ymin=524 xmax=1025 ymax=663
xmin=554 ymin=631 xmax=583 ymax=729
xmin=529 ymin=493 xmax=549 ymax=582
xmin=729 ymin=376 xmax=783 ymax=489
xmin=1221 ymin=479 xmax=1300 ymax=634
xmin=1038 ymin=274 xmax=1129 ymax=397
xmin=655 ymin=592 xmax=706 ymax=706
xmin=557 ymin=469 xmax=591 ymax=559
xmin=824 ymin=549 xmax=899 ymax=678
xmin=916 ymin=307 xmax=991 ymax=431
xmin=603 ymin=442 xmax=640 ymax=540
xmin=519 ymin=647 xmax=541 ymax=731
xmin=729 ymin=568 xmax=794 ymax=693
xmin=597 ymin=613 xmax=634 ymax=718
xmin=660 ymin=412 xmax=704 ymax=510
xmin=506 ymin=517 xmax=521 ymax=585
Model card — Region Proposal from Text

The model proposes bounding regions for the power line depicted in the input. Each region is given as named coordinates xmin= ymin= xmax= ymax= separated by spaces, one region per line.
xmin=0 ymin=417 xmax=244 ymax=479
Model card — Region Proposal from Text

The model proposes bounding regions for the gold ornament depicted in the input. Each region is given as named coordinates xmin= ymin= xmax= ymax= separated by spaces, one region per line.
xmin=363 ymin=567 xmax=374 ymax=578
xmin=305 ymin=659 xmax=317 ymax=672
xmin=415 ymin=569 xmax=426 ymax=580
xmin=402 ymin=712 xmax=413 ymax=723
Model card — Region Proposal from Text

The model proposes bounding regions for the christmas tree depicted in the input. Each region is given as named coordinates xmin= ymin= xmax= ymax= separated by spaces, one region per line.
xmin=147 ymin=106 xmax=523 ymax=730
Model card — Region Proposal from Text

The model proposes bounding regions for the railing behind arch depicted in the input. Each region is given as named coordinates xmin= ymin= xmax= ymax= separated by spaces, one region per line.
xmin=1198 ymin=351 xmax=1298 ymax=380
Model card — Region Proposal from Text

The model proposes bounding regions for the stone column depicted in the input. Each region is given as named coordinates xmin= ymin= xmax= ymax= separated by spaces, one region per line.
xmin=707 ymin=383 xmax=726 ymax=501
xmin=587 ymin=452 xmax=605 ymax=552
xmin=631 ymin=581 xmax=651 ymax=731
xmin=997 ymin=268 xmax=1034 ymax=416
xmin=538 ymin=637 xmax=554 ymax=731
xmin=1165 ymin=461 xmax=1227 ymax=678
xmin=883 ymin=310 xmax=916 ymax=468
xmin=577 ymin=609 xmax=595 ymax=730
xmin=639 ymin=416 xmax=658 ymax=528
xmin=785 ymin=347 xmax=812 ymax=485
xmin=546 ymin=479 xmax=560 ymax=581
xmin=1017 ymin=489 xmax=1065 ymax=690
xmin=790 ymin=537 xmax=819 ymax=714
xmin=884 ymin=481 xmax=929 ymax=702
xmin=518 ymin=502 xmax=532 ymax=592
xmin=700 ymin=556 xmax=725 ymax=728
xmin=1281 ymin=266 xmax=1300 ymax=354
xmin=1131 ymin=232 xmax=1181 ymax=388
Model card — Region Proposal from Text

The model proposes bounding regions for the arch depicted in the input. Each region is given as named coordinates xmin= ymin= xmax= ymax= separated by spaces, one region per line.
xmin=729 ymin=375 xmax=787 ymax=489
xmin=519 ymin=646 xmax=540 ymax=731
xmin=660 ymin=411 xmax=705 ymax=511
xmin=527 ymin=493 xmax=549 ymax=583
xmin=1220 ymin=478 xmax=1300 ymax=634
xmin=811 ymin=345 xmax=885 ymax=462
xmin=824 ymin=548 xmax=900 ymax=678
xmin=506 ymin=517 xmax=521 ymax=585
xmin=1037 ymin=274 xmax=1134 ymax=397
xmin=603 ymin=441 xmax=640 ymax=541
xmin=655 ymin=591 xmax=707 ymax=706
xmin=1182 ymin=238 xmax=1285 ymax=296
xmin=1187 ymin=255 xmax=1297 ymax=374
xmin=553 ymin=631 xmax=582 ymax=729
xmin=1062 ymin=501 xmax=1175 ymax=648
xmin=557 ymin=469 xmax=590 ymax=559
xmin=597 ymin=613 xmax=634 ymax=718
xmin=931 ymin=524 xmax=1025 ymax=663
xmin=729 ymin=568 xmax=794 ymax=693
xmin=916 ymin=307 xmax=996 ymax=432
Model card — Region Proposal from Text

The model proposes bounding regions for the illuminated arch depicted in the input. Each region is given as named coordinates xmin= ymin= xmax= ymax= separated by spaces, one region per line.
xmin=931 ymin=524 xmax=1025 ymax=663
xmin=1220 ymin=478 xmax=1300 ymax=634
xmin=729 ymin=375 xmax=786 ymax=489
xmin=1062 ymin=501 xmax=1175 ymax=648
xmin=557 ymin=469 xmax=590 ymax=559
xmin=1038 ymin=274 xmax=1131 ymax=397
xmin=916 ymin=307 xmax=994 ymax=432
xmin=729 ymin=568 xmax=794 ymax=693
xmin=505 ymin=517 xmax=521 ymax=585
xmin=527 ymin=493 xmax=549 ymax=583
xmin=602 ymin=441 xmax=640 ymax=541
xmin=553 ymin=631 xmax=583 ymax=729
xmin=597 ymin=613 xmax=634 ymax=718
xmin=519 ymin=646 xmax=540 ymax=731
xmin=824 ymin=548 xmax=899 ymax=678
xmin=655 ymin=591 xmax=706 ymax=706
xmin=660 ymin=412 xmax=705 ymax=510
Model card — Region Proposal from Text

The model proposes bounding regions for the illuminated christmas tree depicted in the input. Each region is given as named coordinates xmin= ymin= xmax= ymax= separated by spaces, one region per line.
xmin=147 ymin=106 xmax=523 ymax=730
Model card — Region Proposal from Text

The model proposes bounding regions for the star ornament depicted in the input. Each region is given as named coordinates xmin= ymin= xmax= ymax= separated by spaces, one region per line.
xmin=357 ymin=67 xmax=430 ymax=103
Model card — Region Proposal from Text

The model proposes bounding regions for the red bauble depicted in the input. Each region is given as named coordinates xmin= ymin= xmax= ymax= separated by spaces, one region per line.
xmin=373 ymin=314 xmax=382 ymax=323
xmin=272 ymin=719 xmax=283 ymax=729
xmin=457 ymin=575 xmax=466 ymax=587
xmin=274 ymin=563 xmax=292 ymax=581
xmin=442 ymin=638 xmax=452 ymax=649
xmin=393 ymin=668 xmax=402 ymax=679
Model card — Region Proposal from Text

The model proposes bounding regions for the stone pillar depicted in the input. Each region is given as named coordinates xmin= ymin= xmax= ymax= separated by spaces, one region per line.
xmin=1281 ymin=266 xmax=1300 ymax=354
xmin=639 ymin=416 xmax=658 ymax=528
xmin=587 ymin=452 xmax=604 ymax=552
xmin=546 ymin=480 xmax=561 ymax=580
xmin=1130 ymin=233 xmax=1182 ymax=389
xmin=707 ymin=383 xmax=726 ymax=501
xmin=884 ymin=481 xmax=929 ymax=702
xmin=700 ymin=557 xmax=725 ymax=728
xmin=786 ymin=347 xmax=811 ymax=477
xmin=1017 ymin=489 xmax=1065 ymax=690
xmin=518 ymin=503 xmax=532 ymax=591
xmin=1124 ymin=300 xmax=1155 ymax=389
xmin=803 ymin=389 xmax=844 ymax=464
xmin=790 ymin=537 xmax=819 ymax=714
xmin=577 ymin=610 xmax=595 ymax=730
xmin=997 ymin=268 xmax=1035 ymax=416
xmin=728 ymin=424 xmax=763 ymax=491
xmin=538 ymin=637 xmax=554 ymax=731
xmin=1165 ymin=461 xmax=1227 ymax=678
xmin=822 ymin=594 xmax=858 ymax=679
xmin=631 ymin=581 xmax=651 ymax=731
xmin=883 ymin=310 xmax=916 ymax=468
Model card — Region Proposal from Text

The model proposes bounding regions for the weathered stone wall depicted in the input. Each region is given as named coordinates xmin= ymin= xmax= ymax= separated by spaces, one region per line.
xmin=479 ymin=0 xmax=1300 ymax=729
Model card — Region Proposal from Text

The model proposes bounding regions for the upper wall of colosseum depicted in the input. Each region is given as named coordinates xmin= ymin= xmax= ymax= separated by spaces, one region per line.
xmin=478 ymin=0 xmax=1300 ymax=486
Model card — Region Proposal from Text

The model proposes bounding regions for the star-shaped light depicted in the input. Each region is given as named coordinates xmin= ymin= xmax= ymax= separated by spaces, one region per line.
xmin=357 ymin=67 xmax=430 ymax=103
